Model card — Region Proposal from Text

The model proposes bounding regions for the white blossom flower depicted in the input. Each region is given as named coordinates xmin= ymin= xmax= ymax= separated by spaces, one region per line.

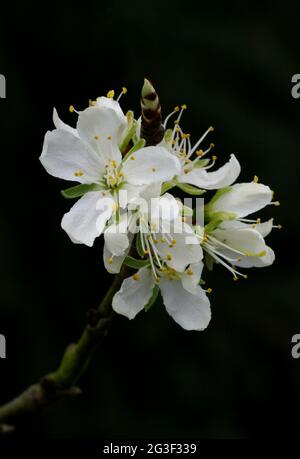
xmin=160 ymin=105 xmax=241 ymax=190
xmin=40 ymin=98 xmax=181 ymax=247
xmin=108 ymin=185 xmax=209 ymax=331
xmin=103 ymin=183 xmax=203 ymax=276
xmin=112 ymin=261 xmax=211 ymax=331
xmin=197 ymin=181 xmax=280 ymax=278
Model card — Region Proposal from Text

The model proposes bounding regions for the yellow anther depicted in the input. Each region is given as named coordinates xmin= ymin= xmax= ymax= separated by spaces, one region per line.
xmin=69 ymin=105 xmax=75 ymax=113
xmin=122 ymin=87 xmax=127 ymax=94
xmin=186 ymin=269 xmax=194 ymax=276
xmin=233 ymin=276 xmax=238 ymax=281
xmin=152 ymin=167 xmax=156 ymax=172
xmin=108 ymin=256 xmax=113 ymax=264
xmin=166 ymin=253 xmax=172 ymax=261
xmin=277 ymin=224 xmax=282 ymax=229
xmin=209 ymin=126 xmax=214 ymax=132
xmin=154 ymin=239 xmax=159 ymax=244
xmin=90 ymin=100 xmax=96 ymax=106
xmin=174 ymin=106 xmax=180 ymax=112
xmin=206 ymin=288 xmax=213 ymax=293
xmin=212 ymin=155 xmax=217 ymax=161
xmin=256 ymin=218 xmax=261 ymax=224
xmin=111 ymin=160 xmax=117 ymax=168
xmin=132 ymin=273 xmax=140 ymax=281
xmin=106 ymin=89 xmax=115 ymax=99
xmin=144 ymin=250 xmax=149 ymax=255
xmin=130 ymin=155 xmax=136 ymax=160
xmin=171 ymin=239 xmax=176 ymax=245
xmin=274 ymin=201 xmax=280 ymax=206
xmin=94 ymin=135 xmax=100 ymax=140
xmin=181 ymin=104 xmax=187 ymax=110
xmin=102 ymin=191 xmax=107 ymax=196
xmin=210 ymin=143 xmax=215 ymax=148
xmin=181 ymin=133 xmax=190 ymax=139
xmin=174 ymin=120 xmax=179 ymax=125
xmin=196 ymin=149 xmax=204 ymax=157
xmin=161 ymin=238 xmax=166 ymax=243
xmin=118 ymin=172 xmax=124 ymax=177
xmin=74 ymin=170 xmax=84 ymax=177
xmin=253 ymin=175 xmax=259 ymax=183
xmin=107 ymin=135 xmax=112 ymax=140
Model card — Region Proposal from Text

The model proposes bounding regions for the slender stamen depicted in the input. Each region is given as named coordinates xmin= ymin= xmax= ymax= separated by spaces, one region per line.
xmin=163 ymin=106 xmax=180 ymax=128
xmin=190 ymin=126 xmax=214 ymax=155
xmin=145 ymin=237 xmax=158 ymax=280
xmin=205 ymin=234 xmax=246 ymax=256
xmin=116 ymin=87 xmax=127 ymax=102
xmin=205 ymin=247 xmax=247 ymax=280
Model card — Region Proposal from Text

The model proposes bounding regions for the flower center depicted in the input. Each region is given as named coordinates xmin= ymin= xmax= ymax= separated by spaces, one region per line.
xmin=102 ymin=160 xmax=124 ymax=190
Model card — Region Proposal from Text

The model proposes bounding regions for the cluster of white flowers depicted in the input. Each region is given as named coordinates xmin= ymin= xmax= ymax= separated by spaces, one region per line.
xmin=40 ymin=84 xmax=280 ymax=331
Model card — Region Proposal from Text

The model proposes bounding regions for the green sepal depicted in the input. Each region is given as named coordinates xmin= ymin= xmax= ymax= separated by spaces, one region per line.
xmin=180 ymin=205 xmax=194 ymax=217
xmin=144 ymin=285 xmax=160 ymax=312
xmin=206 ymin=186 xmax=232 ymax=208
xmin=164 ymin=128 xmax=173 ymax=143
xmin=175 ymin=182 xmax=206 ymax=196
xmin=61 ymin=183 xmax=101 ymax=199
xmin=135 ymin=233 xmax=145 ymax=258
xmin=123 ymin=255 xmax=150 ymax=269
xmin=123 ymin=138 xmax=146 ymax=162
xmin=204 ymin=211 xmax=236 ymax=233
xmin=161 ymin=181 xmax=175 ymax=194
xmin=204 ymin=252 xmax=214 ymax=271
xmin=119 ymin=112 xmax=137 ymax=154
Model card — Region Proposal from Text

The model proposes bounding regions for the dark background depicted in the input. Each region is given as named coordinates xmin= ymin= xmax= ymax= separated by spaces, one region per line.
xmin=0 ymin=0 xmax=299 ymax=439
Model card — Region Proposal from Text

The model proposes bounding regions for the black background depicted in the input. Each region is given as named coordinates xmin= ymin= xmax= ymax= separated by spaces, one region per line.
xmin=0 ymin=0 xmax=299 ymax=439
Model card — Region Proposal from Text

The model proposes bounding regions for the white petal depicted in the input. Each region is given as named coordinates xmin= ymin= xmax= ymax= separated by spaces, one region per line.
xmin=150 ymin=193 xmax=180 ymax=223
xmin=40 ymin=129 xmax=104 ymax=184
xmin=112 ymin=267 xmax=155 ymax=319
xmin=95 ymin=96 xmax=127 ymax=127
xmin=140 ymin=182 xmax=162 ymax=201
xmin=61 ymin=191 xmax=113 ymax=247
xmin=255 ymin=218 xmax=274 ymax=237
xmin=122 ymin=146 xmax=181 ymax=186
xmin=77 ymin=106 xmax=123 ymax=163
xmin=103 ymin=232 xmax=133 ymax=274
xmin=178 ymin=154 xmax=240 ymax=189
xmin=160 ymin=279 xmax=211 ymax=331
xmin=104 ymin=216 xmax=129 ymax=256
xmin=103 ymin=244 xmax=127 ymax=274
xmin=156 ymin=220 xmax=203 ymax=272
xmin=53 ymin=108 xmax=79 ymax=137
xmin=220 ymin=218 xmax=274 ymax=238
xmin=213 ymin=226 xmax=267 ymax=257
xmin=211 ymin=182 xmax=273 ymax=218
xmin=234 ymin=246 xmax=275 ymax=268
xmin=119 ymin=183 xmax=148 ymax=209
xmin=181 ymin=262 xmax=204 ymax=294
